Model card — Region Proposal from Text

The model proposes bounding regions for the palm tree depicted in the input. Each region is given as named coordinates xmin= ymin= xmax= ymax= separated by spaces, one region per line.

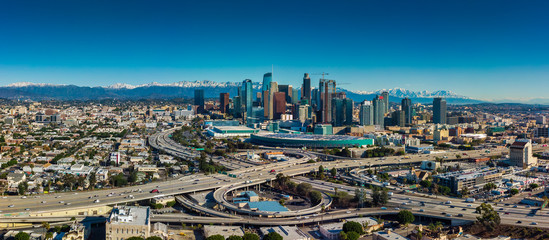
xmin=41 ymin=222 xmax=50 ymax=239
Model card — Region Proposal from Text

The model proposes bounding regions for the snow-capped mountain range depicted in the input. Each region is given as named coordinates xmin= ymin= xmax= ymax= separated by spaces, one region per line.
xmin=104 ymin=80 xmax=261 ymax=89
xmin=1 ymin=80 xmax=479 ymax=103
xmin=348 ymin=88 xmax=471 ymax=99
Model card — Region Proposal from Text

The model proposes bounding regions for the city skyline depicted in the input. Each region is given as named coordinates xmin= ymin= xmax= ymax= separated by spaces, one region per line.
xmin=1 ymin=0 xmax=548 ymax=102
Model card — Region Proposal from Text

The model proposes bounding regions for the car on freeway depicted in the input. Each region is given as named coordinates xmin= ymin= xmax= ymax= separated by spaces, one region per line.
xmin=532 ymin=222 xmax=538 ymax=225
xmin=65 ymin=202 xmax=71 ymax=205
xmin=457 ymin=214 xmax=463 ymax=217
xmin=25 ymin=208 xmax=30 ymax=211
xmin=419 ymin=209 xmax=424 ymax=212
xmin=59 ymin=201 xmax=64 ymax=203
xmin=381 ymin=207 xmax=387 ymax=210
xmin=8 ymin=205 xmax=14 ymax=208
xmin=517 ymin=221 xmax=522 ymax=223
xmin=151 ymin=189 xmax=160 ymax=193
xmin=41 ymin=201 xmax=46 ymax=203
xmin=94 ymin=199 xmax=100 ymax=203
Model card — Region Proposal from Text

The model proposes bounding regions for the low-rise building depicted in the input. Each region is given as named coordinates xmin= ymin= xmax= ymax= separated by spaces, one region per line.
xmin=203 ymin=225 xmax=244 ymax=239
xmin=106 ymin=206 xmax=150 ymax=240
xmin=373 ymin=230 xmax=409 ymax=240
xmin=260 ymin=226 xmax=310 ymax=240
xmin=433 ymin=167 xmax=508 ymax=194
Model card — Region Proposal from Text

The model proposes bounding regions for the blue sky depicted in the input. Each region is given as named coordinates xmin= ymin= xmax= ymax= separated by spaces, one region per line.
xmin=0 ymin=0 xmax=548 ymax=101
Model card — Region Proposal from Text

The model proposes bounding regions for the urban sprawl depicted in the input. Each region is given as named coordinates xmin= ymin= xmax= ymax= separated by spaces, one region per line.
xmin=2 ymin=73 xmax=549 ymax=240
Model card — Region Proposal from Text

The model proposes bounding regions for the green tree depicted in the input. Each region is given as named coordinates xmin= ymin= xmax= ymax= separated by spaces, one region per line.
xmin=461 ymin=186 xmax=470 ymax=197
xmin=145 ymin=237 xmax=162 ymax=240
xmin=483 ymin=183 xmax=497 ymax=191
xmin=205 ymin=235 xmax=224 ymax=240
xmin=339 ymin=231 xmax=348 ymax=240
xmin=242 ymin=233 xmax=260 ymax=240
xmin=318 ymin=165 xmax=325 ymax=179
xmin=331 ymin=167 xmax=337 ymax=177
xmin=18 ymin=182 xmax=28 ymax=195
xmin=126 ymin=237 xmax=144 ymax=240
xmin=263 ymin=232 xmax=283 ymax=240
xmin=343 ymin=221 xmax=364 ymax=235
xmin=41 ymin=222 xmax=50 ymax=231
xmin=371 ymin=188 xmax=388 ymax=206
xmin=166 ymin=201 xmax=176 ymax=207
xmin=347 ymin=231 xmax=360 ymax=240
xmin=226 ymin=236 xmax=243 ymax=240
xmin=14 ymin=232 xmax=30 ymax=240
xmin=309 ymin=191 xmax=322 ymax=205
xmin=88 ymin=172 xmax=97 ymax=189
xmin=297 ymin=182 xmax=312 ymax=195
xmin=475 ymin=203 xmax=501 ymax=231
xmin=530 ymin=183 xmax=539 ymax=189
xmin=419 ymin=180 xmax=431 ymax=188
xmin=45 ymin=232 xmax=53 ymax=240
xmin=397 ymin=210 xmax=415 ymax=225
xmin=510 ymin=188 xmax=519 ymax=195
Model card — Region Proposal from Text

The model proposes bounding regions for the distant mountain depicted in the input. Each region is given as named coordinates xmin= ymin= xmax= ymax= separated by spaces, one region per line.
xmin=343 ymin=88 xmax=484 ymax=104
xmin=1 ymin=81 xmax=482 ymax=104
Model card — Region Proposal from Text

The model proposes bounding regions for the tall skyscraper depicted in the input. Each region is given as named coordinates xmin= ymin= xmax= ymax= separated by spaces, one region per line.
xmin=262 ymin=72 xmax=272 ymax=105
xmin=233 ymin=96 xmax=241 ymax=117
xmin=194 ymin=89 xmax=205 ymax=113
xmin=278 ymin=85 xmax=292 ymax=103
xmin=359 ymin=101 xmax=374 ymax=126
xmin=401 ymin=97 xmax=412 ymax=125
xmin=319 ymin=79 xmax=336 ymax=123
xmin=381 ymin=91 xmax=389 ymax=113
xmin=332 ymin=97 xmax=353 ymax=126
xmin=373 ymin=95 xmax=386 ymax=127
xmin=302 ymin=73 xmax=311 ymax=102
xmin=273 ymin=92 xmax=286 ymax=119
xmin=391 ymin=110 xmax=405 ymax=127
xmin=242 ymin=79 xmax=253 ymax=122
xmin=433 ymin=97 xmax=447 ymax=124
xmin=291 ymin=88 xmax=300 ymax=104
xmin=219 ymin=93 xmax=229 ymax=113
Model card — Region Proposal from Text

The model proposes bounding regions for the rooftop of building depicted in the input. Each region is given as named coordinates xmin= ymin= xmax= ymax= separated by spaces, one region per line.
xmin=260 ymin=226 xmax=309 ymax=240
xmin=247 ymin=201 xmax=288 ymax=212
xmin=434 ymin=167 xmax=506 ymax=181
xmin=203 ymin=225 xmax=244 ymax=238
xmin=108 ymin=206 xmax=150 ymax=226
xmin=373 ymin=230 xmax=409 ymax=240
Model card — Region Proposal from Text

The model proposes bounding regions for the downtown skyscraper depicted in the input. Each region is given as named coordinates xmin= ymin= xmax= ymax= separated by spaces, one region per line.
xmin=381 ymin=91 xmax=389 ymax=114
xmin=194 ymin=89 xmax=205 ymax=113
xmin=359 ymin=101 xmax=374 ymax=126
xmin=373 ymin=95 xmax=386 ymax=127
xmin=301 ymin=73 xmax=311 ymax=102
xmin=319 ymin=79 xmax=336 ymax=123
xmin=401 ymin=97 xmax=412 ymax=125
xmin=262 ymin=72 xmax=272 ymax=105
xmin=433 ymin=97 xmax=447 ymax=124
xmin=242 ymin=79 xmax=253 ymax=123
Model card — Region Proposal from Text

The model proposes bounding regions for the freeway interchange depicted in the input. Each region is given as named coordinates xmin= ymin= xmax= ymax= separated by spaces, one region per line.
xmin=1 ymin=127 xmax=548 ymax=229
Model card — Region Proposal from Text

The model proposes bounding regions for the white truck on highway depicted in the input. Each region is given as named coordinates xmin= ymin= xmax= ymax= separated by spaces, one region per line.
xmin=465 ymin=198 xmax=475 ymax=203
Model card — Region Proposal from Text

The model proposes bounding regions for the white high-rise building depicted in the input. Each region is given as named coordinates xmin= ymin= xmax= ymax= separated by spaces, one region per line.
xmin=509 ymin=139 xmax=537 ymax=168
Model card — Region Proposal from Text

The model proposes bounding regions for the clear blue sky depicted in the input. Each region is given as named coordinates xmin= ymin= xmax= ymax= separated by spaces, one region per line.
xmin=1 ymin=0 xmax=548 ymax=101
